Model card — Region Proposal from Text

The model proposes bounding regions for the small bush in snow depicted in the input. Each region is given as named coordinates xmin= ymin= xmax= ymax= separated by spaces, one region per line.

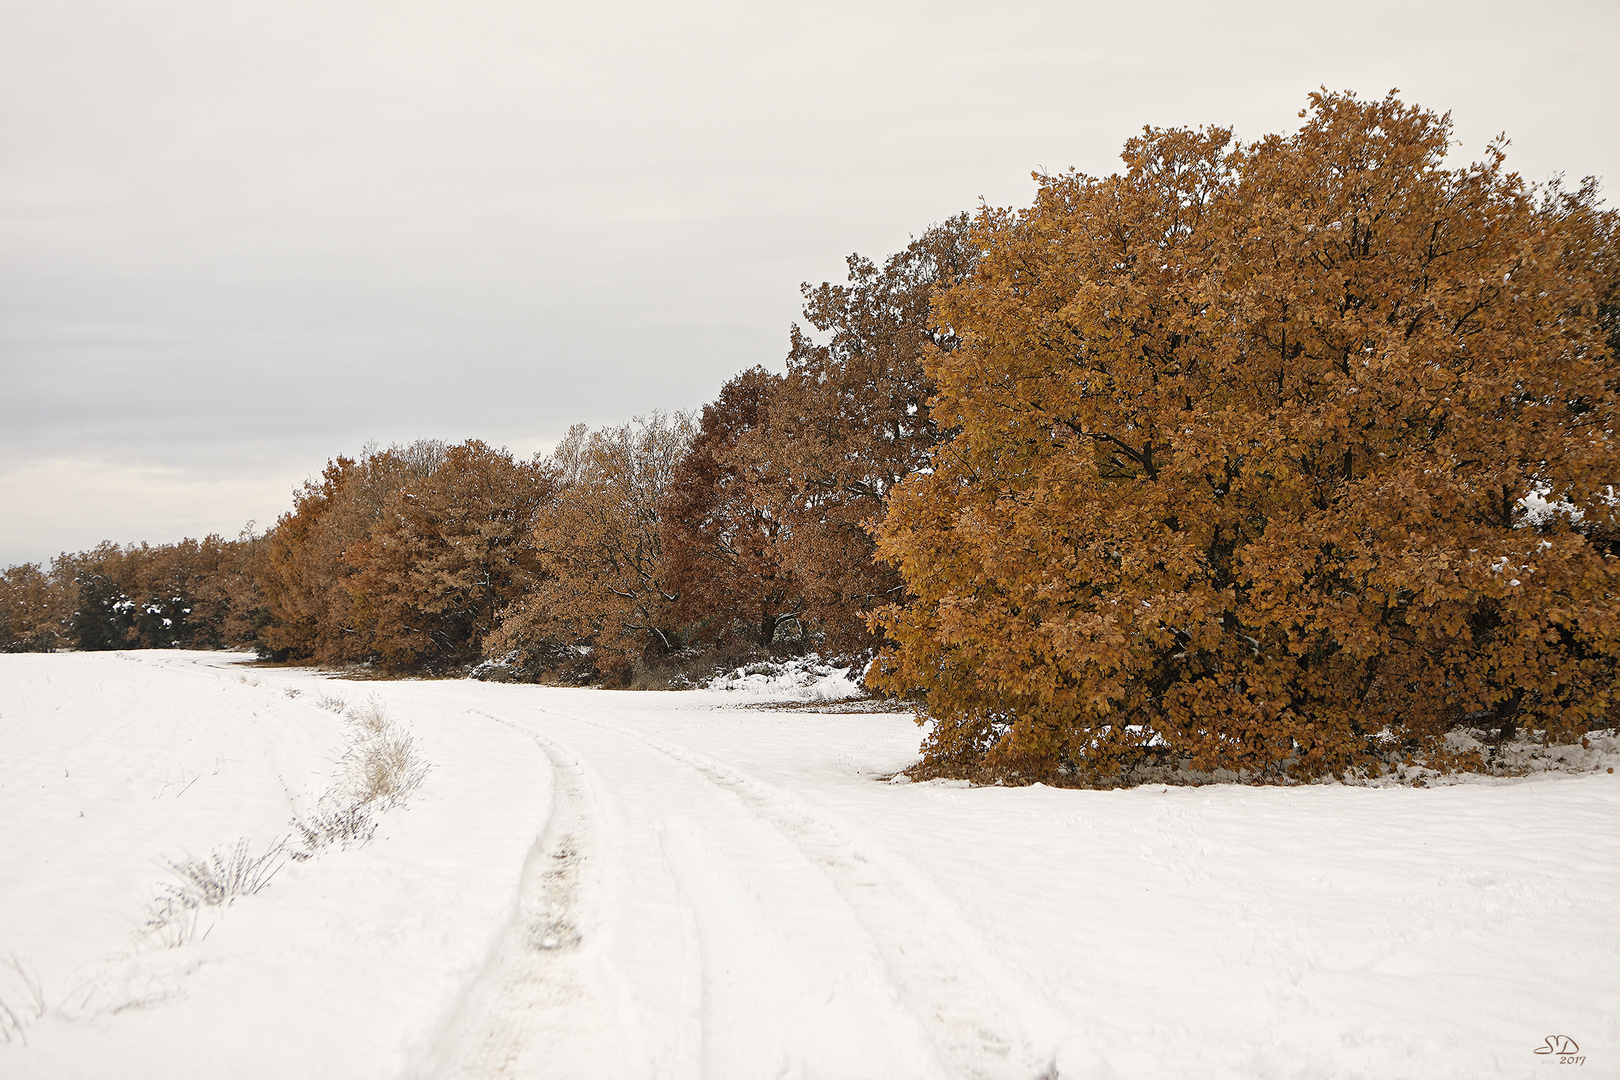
xmin=341 ymin=697 xmax=429 ymax=808
xmin=142 ymin=838 xmax=287 ymax=946
xmin=291 ymin=698 xmax=429 ymax=860
xmin=289 ymin=800 xmax=378 ymax=859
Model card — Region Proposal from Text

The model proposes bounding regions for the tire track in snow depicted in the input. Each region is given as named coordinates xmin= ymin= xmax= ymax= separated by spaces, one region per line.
xmin=416 ymin=713 xmax=629 ymax=1080
xmin=523 ymin=705 xmax=1065 ymax=1080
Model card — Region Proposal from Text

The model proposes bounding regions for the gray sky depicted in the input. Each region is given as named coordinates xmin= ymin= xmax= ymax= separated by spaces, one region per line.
xmin=3 ymin=0 xmax=1617 ymax=567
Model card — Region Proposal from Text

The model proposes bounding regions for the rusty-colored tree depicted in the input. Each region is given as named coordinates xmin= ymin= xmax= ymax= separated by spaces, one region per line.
xmin=256 ymin=442 xmax=446 ymax=663
xmin=344 ymin=441 xmax=557 ymax=670
xmin=662 ymin=367 xmax=806 ymax=648
xmin=731 ymin=215 xmax=978 ymax=655
xmin=113 ymin=536 xmax=252 ymax=649
xmin=872 ymin=91 xmax=1620 ymax=783
xmin=0 ymin=560 xmax=71 ymax=652
xmin=488 ymin=413 xmax=695 ymax=684
xmin=14 ymin=533 xmax=262 ymax=652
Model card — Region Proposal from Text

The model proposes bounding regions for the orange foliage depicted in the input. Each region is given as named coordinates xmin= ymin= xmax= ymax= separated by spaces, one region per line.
xmin=258 ymin=440 xmax=552 ymax=670
xmin=871 ymin=91 xmax=1620 ymax=782
xmin=345 ymin=442 xmax=556 ymax=669
xmin=664 ymin=217 xmax=977 ymax=657
xmin=662 ymin=367 xmax=806 ymax=648
xmin=257 ymin=445 xmax=443 ymax=663
xmin=0 ymin=561 xmax=70 ymax=651
xmin=488 ymin=414 xmax=695 ymax=684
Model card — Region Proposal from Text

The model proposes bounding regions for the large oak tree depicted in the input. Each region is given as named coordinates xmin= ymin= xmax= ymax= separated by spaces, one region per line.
xmin=872 ymin=91 xmax=1620 ymax=782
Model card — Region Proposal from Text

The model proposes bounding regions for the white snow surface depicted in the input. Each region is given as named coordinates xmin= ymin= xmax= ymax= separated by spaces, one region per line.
xmin=1 ymin=651 xmax=1616 ymax=1079
xmin=703 ymin=655 xmax=865 ymax=701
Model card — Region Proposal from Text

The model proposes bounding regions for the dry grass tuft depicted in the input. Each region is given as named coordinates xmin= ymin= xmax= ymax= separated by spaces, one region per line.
xmin=141 ymin=838 xmax=287 ymax=947
xmin=0 ymin=955 xmax=46 ymax=1045
xmin=291 ymin=697 xmax=430 ymax=859
xmin=340 ymin=697 xmax=430 ymax=809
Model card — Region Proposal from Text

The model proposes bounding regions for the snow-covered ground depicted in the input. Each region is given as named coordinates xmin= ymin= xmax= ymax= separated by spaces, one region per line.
xmin=1 ymin=651 xmax=1616 ymax=1079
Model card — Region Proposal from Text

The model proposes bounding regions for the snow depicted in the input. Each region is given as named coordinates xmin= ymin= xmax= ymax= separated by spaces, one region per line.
xmin=702 ymin=654 xmax=865 ymax=701
xmin=2 ymin=651 xmax=1617 ymax=1078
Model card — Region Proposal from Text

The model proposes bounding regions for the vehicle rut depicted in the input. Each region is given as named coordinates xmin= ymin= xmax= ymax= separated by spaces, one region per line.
xmin=416 ymin=713 xmax=624 ymax=1080
xmin=519 ymin=704 xmax=1063 ymax=1080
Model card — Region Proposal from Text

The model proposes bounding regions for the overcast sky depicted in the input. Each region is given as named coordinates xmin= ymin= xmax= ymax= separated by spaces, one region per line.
xmin=2 ymin=0 xmax=1616 ymax=566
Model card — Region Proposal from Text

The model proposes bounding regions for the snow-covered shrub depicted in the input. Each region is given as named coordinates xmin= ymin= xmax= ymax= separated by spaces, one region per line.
xmin=705 ymin=654 xmax=865 ymax=701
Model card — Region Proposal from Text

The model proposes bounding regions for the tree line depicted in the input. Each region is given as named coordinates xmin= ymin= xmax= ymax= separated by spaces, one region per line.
xmin=4 ymin=90 xmax=1617 ymax=781
xmin=0 ymin=215 xmax=976 ymax=690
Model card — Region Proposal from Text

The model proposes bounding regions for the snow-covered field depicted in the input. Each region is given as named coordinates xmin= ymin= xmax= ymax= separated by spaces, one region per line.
xmin=1 ymin=651 xmax=1616 ymax=1079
